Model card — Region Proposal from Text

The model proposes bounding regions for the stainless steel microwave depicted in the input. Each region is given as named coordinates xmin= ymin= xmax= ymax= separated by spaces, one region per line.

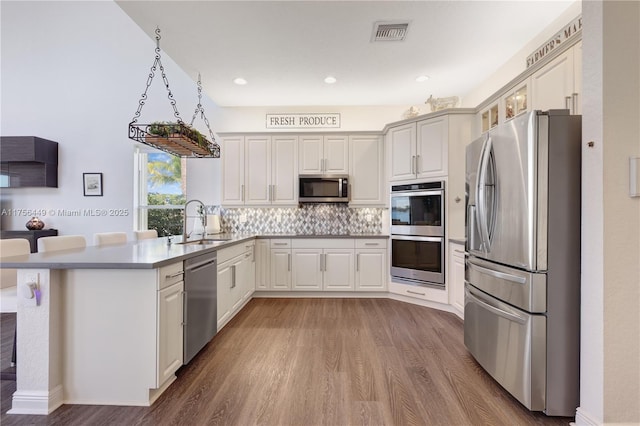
xmin=299 ymin=175 xmax=349 ymax=203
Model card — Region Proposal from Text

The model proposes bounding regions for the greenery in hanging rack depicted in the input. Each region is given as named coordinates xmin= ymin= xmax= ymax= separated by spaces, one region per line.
xmin=146 ymin=121 xmax=212 ymax=150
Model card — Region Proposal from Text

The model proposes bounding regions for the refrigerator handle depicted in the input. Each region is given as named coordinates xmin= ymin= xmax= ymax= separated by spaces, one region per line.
xmin=466 ymin=285 xmax=527 ymax=324
xmin=467 ymin=258 xmax=527 ymax=284
xmin=477 ymin=134 xmax=493 ymax=251
xmin=467 ymin=204 xmax=478 ymax=251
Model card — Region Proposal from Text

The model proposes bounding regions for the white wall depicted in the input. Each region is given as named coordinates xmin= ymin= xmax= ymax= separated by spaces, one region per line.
xmin=578 ymin=2 xmax=640 ymax=424
xmin=0 ymin=1 xmax=222 ymax=242
xmin=599 ymin=1 xmax=640 ymax=423
xmin=462 ymin=1 xmax=582 ymax=108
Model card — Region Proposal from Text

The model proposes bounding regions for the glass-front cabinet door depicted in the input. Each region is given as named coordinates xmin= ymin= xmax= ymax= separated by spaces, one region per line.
xmin=480 ymin=103 xmax=499 ymax=133
xmin=504 ymin=83 xmax=528 ymax=121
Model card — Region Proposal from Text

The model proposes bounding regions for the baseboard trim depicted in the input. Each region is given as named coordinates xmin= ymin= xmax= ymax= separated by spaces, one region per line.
xmin=574 ymin=407 xmax=602 ymax=426
xmin=8 ymin=385 xmax=64 ymax=415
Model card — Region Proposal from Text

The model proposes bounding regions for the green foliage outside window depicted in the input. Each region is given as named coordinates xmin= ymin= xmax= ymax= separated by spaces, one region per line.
xmin=147 ymin=193 xmax=186 ymax=237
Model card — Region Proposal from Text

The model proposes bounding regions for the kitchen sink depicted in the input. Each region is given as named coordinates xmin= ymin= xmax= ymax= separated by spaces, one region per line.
xmin=178 ymin=238 xmax=231 ymax=245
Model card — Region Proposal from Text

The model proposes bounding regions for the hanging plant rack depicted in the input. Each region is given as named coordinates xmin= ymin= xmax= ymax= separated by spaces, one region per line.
xmin=128 ymin=28 xmax=220 ymax=158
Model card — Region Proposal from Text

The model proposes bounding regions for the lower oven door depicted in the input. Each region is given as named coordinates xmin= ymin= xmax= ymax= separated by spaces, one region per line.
xmin=464 ymin=282 xmax=546 ymax=412
xmin=390 ymin=235 xmax=444 ymax=286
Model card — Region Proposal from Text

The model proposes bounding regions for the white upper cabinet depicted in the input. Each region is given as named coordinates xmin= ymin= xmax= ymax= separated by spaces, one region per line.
xmin=349 ymin=135 xmax=383 ymax=205
xmin=389 ymin=116 xmax=449 ymax=182
xmin=416 ymin=116 xmax=448 ymax=178
xmin=245 ymin=135 xmax=271 ymax=205
xmin=299 ymin=135 xmax=348 ymax=174
xmin=271 ymin=135 xmax=298 ymax=205
xmin=530 ymin=41 xmax=581 ymax=115
xmin=221 ymin=135 xmax=298 ymax=206
xmin=221 ymin=136 xmax=245 ymax=205
xmin=388 ymin=122 xmax=417 ymax=181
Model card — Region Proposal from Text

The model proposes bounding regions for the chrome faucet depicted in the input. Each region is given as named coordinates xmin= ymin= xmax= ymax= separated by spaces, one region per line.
xmin=183 ymin=199 xmax=207 ymax=242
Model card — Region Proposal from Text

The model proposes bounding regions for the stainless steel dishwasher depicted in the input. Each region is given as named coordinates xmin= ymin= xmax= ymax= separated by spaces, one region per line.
xmin=183 ymin=251 xmax=217 ymax=364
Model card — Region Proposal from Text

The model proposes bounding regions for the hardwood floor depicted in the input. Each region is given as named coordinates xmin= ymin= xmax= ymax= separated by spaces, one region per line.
xmin=1 ymin=299 xmax=573 ymax=425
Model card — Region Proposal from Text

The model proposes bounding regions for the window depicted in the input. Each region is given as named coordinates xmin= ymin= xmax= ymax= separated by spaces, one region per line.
xmin=135 ymin=148 xmax=186 ymax=236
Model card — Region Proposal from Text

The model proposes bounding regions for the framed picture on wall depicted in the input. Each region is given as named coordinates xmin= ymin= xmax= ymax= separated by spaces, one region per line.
xmin=83 ymin=172 xmax=103 ymax=196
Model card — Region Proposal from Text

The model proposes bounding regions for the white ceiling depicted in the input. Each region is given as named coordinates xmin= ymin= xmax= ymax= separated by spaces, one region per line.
xmin=117 ymin=1 xmax=575 ymax=107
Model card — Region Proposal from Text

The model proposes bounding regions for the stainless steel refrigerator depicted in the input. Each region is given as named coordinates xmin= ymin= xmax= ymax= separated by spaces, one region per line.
xmin=464 ymin=110 xmax=581 ymax=417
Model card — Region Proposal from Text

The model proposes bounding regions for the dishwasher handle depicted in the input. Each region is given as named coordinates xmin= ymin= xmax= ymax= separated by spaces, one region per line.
xmin=185 ymin=258 xmax=216 ymax=272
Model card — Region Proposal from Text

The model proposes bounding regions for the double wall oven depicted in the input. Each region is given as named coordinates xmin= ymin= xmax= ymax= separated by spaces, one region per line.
xmin=390 ymin=181 xmax=445 ymax=287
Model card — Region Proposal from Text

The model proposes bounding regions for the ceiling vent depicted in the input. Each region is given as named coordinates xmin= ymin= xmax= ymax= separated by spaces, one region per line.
xmin=372 ymin=21 xmax=410 ymax=42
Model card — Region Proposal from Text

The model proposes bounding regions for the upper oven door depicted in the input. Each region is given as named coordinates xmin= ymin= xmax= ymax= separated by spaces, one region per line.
xmin=390 ymin=190 xmax=444 ymax=236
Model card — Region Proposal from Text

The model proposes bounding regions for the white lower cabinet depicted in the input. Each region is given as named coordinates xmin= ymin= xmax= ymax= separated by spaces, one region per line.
xmin=291 ymin=249 xmax=323 ymax=290
xmin=157 ymin=262 xmax=184 ymax=387
xmin=268 ymin=239 xmax=292 ymax=290
xmin=217 ymin=241 xmax=256 ymax=330
xmin=255 ymin=239 xmax=270 ymax=290
xmin=291 ymin=239 xmax=355 ymax=291
xmin=157 ymin=281 xmax=184 ymax=386
xmin=355 ymin=239 xmax=387 ymax=291
xmin=448 ymin=242 xmax=465 ymax=318
xmin=256 ymin=238 xmax=387 ymax=293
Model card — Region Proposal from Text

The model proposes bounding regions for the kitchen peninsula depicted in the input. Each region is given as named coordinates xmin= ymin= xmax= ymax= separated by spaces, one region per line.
xmin=1 ymin=235 xmax=251 ymax=415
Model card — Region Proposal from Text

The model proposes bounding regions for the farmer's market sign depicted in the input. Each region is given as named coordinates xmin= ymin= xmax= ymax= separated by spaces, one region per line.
xmin=526 ymin=15 xmax=582 ymax=68
xmin=266 ymin=113 xmax=341 ymax=129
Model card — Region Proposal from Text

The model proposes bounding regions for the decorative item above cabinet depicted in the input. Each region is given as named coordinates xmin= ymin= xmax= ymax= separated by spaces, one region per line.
xmin=0 ymin=136 xmax=59 ymax=187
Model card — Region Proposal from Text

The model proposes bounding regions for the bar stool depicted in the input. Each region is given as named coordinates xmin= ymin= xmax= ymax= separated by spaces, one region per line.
xmin=133 ymin=230 xmax=158 ymax=241
xmin=37 ymin=235 xmax=86 ymax=252
xmin=1 ymin=239 xmax=31 ymax=312
xmin=0 ymin=238 xmax=35 ymax=369
xmin=93 ymin=232 xmax=127 ymax=246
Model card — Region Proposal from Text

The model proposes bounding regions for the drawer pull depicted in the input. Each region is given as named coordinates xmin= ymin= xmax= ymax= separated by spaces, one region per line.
xmin=273 ymin=242 xmax=288 ymax=246
xmin=364 ymin=243 xmax=379 ymax=246
xmin=165 ymin=271 xmax=184 ymax=279
xmin=407 ymin=290 xmax=426 ymax=296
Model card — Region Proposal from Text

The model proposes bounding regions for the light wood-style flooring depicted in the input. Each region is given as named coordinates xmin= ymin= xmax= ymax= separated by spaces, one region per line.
xmin=1 ymin=298 xmax=572 ymax=425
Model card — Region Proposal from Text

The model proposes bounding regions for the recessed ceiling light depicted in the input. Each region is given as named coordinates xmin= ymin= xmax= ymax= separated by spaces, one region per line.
xmin=233 ymin=77 xmax=247 ymax=85
xmin=324 ymin=76 xmax=337 ymax=84
xmin=416 ymin=75 xmax=430 ymax=83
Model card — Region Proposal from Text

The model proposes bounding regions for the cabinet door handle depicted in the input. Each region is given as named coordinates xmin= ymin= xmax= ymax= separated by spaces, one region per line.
xmin=572 ymin=93 xmax=579 ymax=114
xmin=241 ymin=184 xmax=245 ymax=202
xmin=181 ymin=290 xmax=187 ymax=326
xmin=416 ymin=155 xmax=420 ymax=174
xmin=411 ymin=155 xmax=415 ymax=174
xmin=268 ymin=185 xmax=272 ymax=201
xmin=565 ymin=96 xmax=572 ymax=111
xmin=356 ymin=253 xmax=360 ymax=271
xmin=272 ymin=185 xmax=276 ymax=201
xmin=231 ymin=265 xmax=236 ymax=288
xmin=288 ymin=253 xmax=291 ymax=271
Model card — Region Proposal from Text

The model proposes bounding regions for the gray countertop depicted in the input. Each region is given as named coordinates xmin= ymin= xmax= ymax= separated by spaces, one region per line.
xmin=0 ymin=233 xmax=388 ymax=270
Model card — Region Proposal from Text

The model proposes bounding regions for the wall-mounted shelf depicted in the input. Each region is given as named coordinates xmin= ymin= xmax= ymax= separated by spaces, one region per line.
xmin=0 ymin=136 xmax=59 ymax=187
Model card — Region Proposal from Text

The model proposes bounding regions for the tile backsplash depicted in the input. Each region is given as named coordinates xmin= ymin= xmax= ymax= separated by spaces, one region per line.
xmin=220 ymin=204 xmax=385 ymax=235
